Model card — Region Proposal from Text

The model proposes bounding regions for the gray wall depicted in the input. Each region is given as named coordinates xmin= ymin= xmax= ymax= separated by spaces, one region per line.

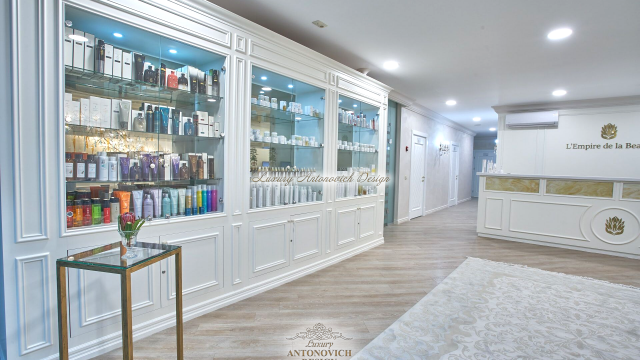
xmin=474 ymin=136 xmax=497 ymax=150
xmin=396 ymin=107 xmax=474 ymax=221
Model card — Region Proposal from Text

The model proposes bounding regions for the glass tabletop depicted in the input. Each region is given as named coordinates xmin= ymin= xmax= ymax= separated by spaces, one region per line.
xmin=57 ymin=241 xmax=180 ymax=270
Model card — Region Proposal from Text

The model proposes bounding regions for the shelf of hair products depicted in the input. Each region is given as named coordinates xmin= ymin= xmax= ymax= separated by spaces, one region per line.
xmin=63 ymin=6 xmax=226 ymax=230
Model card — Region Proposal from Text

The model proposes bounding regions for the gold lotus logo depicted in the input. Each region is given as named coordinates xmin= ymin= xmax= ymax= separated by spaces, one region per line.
xmin=605 ymin=216 xmax=625 ymax=236
xmin=601 ymin=123 xmax=617 ymax=140
xmin=287 ymin=323 xmax=352 ymax=341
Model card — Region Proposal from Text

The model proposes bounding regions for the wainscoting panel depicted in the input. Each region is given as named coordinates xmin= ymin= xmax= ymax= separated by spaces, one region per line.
xmin=509 ymin=200 xmax=589 ymax=241
xmin=291 ymin=211 xmax=322 ymax=262
xmin=359 ymin=203 xmax=376 ymax=242
xmin=484 ymin=198 xmax=503 ymax=230
xmin=336 ymin=205 xmax=358 ymax=248
xmin=249 ymin=217 xmax=290 ymax=277
xmin=16 ymin=253 xmax=52 ymax=355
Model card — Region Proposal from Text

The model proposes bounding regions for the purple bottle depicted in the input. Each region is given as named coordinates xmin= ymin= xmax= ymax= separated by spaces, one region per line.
xmin=212 ymin=185 xmax=218 ymax=212
xmin=142 ymin=193 xmax=153 ymax=219
xmin=207 ymin=186 xmax=212 ymax=213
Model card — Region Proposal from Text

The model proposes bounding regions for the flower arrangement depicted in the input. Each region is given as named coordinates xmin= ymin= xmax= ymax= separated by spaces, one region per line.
xmin=117 ymin=212 xmax=145 ymax=259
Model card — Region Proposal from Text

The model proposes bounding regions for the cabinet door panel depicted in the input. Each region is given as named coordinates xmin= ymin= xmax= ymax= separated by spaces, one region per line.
xmin=160 ymin=227 xmax=224 ymax=306
xmin=291 ymin=211 xmax=322 ymax=262
xmin=336 ymin=205 xmax=358 ymax=248
xmin=359 ymin=203 xmax=376 ymax=242
xmin=67 ymin=236 xmax=160 ymax=337
xmin=249 ymin=217 xmax=290 ymax=278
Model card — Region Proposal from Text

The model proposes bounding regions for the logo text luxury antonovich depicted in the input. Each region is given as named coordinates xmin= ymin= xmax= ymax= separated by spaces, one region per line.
xmin=252 ymin=172 xmax=390 ymax=186
xmin=287 ymin=323 xmax=353 ymax=359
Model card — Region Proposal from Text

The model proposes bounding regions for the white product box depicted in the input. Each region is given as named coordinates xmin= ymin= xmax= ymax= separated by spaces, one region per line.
xmin=72 ymin=30 xmax=85 ymax=69
xmin=187 ymin=66 xmax=198 ymax=93
xmin=120 ymin=99 xmax=132 ymax=130
xmin=122 ymin=51 xmax=132 ymax=80
xmin=113 ymin=48 xmax=122 ymax=78
xmin=89 ymin=96 xmax=102 ymax=127
xmin=104 ymin=44 xmax=113 ymax=76
xmin=111 ymin=99 xmax=121 ymax=129
xmin=164 ymin=154 xmax=172 ymax=180
xmin=206 ymin=70 xmax=213 ymax=95
xmin=69 ymin=101 xmax=80 ymax=125
xmin=208 ymin=116 xmax=214 ymax=138
xmin=64 ymin=93 xmax=72 ymax=124
xmin=195 ymin=111 xmax=208 ymax=125
xmin=202 ymin=152 xmax=208 ymax=178
xmin=213 ymin=121 xmax=220 ymax=138
xmin=100 ymin=98 xmax=111 ymax=128
xmin=80 ymin=98 xmax=89 ymax=125
xmin=83 ymin=33 xmax=95 ymax=71
xmin=176 ymin=71 xmax=188 ymax=91
xmin=64 ymin=27 xmax=73 ymax=67
xmin=197 ymin=124 xmax=209 ymax=137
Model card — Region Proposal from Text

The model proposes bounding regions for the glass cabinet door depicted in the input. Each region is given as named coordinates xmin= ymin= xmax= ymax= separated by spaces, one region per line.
xmin=63 ymin=6 xmax=225 ymax=231
xmin=249 ymin=66 xmax=325 ymax=209
xmin=336 ymin=95 xmax=380 ymax=199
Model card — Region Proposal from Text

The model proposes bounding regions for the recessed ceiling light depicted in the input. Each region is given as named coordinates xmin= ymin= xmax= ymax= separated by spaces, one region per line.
xmin=552 ymin=89 xmax=567 ymax=96
xmin=259 ymin=91 xmax=264 ymax=94
xmin=169 ymin=49 xmax=177 ymax=54
xmin=288 ymin=84 xmax=293 ymax=88
xmin=548 ymin=28 xmax=572 ymax=40
xmin=338 ymin=100 xmax=342 ymax=103
xmin=473 ymin=117 xmax=481 ymax=121
xmin=68 ymin=34 xmax=88 ymax=42
xmin=383 ymin=61 xmax=399 ymax=70
xmin=262 ymin=87 xmax=272 ymax=91
xmin=113 ymin=32 xmax=123 ymax=38
xmin=353 ymin=104 xmax=358 ymax=107
xmin=261 ymin=76 xmax=267 ymax=80
xmin=312 ymin=20 xmax=328 ymax=28
xmin=446 ymin=100 xmax=457 ymax=106
xmin=489 ymin=127 xmax=496 ymax=131
xmin=495 ymin=139 xmax=499 ymax=143
xmin=208 ymin=99 xmax=216 ymax=102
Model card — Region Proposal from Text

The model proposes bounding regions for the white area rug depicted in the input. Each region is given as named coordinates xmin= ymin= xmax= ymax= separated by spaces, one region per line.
xmin=354 ymin=257 xmax=640 ymax=360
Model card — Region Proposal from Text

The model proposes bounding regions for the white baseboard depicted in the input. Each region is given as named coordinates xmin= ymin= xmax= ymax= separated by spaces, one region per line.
xmin=49 ymin=238 xmax=385 ymax=360
xmin=395 ymin=217 xmax=410 ymax=224
xmin=457 ymin=197 xmax=471 ymax=204
xmin=424 ymin=204 xmax=448 ymax=216
xmin=478 ymin=232 xmax=640 ymax=260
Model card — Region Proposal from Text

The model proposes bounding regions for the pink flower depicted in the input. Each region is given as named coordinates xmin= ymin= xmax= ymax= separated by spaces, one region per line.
xmin=120 ymin=212 xmax=136 ymax=230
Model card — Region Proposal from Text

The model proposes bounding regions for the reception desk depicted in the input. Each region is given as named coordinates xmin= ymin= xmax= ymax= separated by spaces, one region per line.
xmin=477 ymin=173 xmax=640 ymax=258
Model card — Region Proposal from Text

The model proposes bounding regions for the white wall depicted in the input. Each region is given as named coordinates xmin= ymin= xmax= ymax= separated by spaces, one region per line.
xmin=474 ymin=136 xmax=497 ymax=150
xmin=396 ymin=107 xmax=474 ymax=221
xmin=497 ymin=103 xmax=640 ymax=178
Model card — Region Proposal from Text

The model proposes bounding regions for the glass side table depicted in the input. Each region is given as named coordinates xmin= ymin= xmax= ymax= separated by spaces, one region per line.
xmin=56 ymin=241 xmax=183 ymax=360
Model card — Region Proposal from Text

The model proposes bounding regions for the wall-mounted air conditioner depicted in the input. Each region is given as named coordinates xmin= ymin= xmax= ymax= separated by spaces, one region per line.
xmin=505 ymin=111 xmax=558 ymax=128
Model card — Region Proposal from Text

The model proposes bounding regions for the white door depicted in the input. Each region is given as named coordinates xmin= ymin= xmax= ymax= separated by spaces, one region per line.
xmin=472 ymin=150 xmax=496 ymax=197
xmin=448 ymin=144 xmax=459 ymax=206
xmin=409 ymin=133 xmax=427 ymax=219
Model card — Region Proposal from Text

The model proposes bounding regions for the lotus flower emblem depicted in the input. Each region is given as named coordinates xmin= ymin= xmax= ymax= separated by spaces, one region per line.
xmin=601 ymin=123 xmax=617 ymax=140
xmin=605 ymin=216 xmax=624 ymax=236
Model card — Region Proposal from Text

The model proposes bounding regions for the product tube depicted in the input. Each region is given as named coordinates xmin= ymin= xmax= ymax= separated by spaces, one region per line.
xmin=257 ymin=186 xmax=263 ymax=208
xmin=119 ymin=157 xmax=130 ymax=181
xmin=191 ymin=186 xmax=198 ymax=215
xmin=114 ymin=191 xmax=131 ymax=215
xmin=110 ymin=197 xmax=120 ymax=223
xmin=150 ymin=188 xmax=161 ymax=218
xmin=206 ymin=186 xmax=212 ymax=213
xmin=141 ymin=153 xmax=151 ymax=181
xmin=131 ymin=190 xmax=143 ymax=220
xmin=171 ymin=156 xmax=180 ymax=180
xmin=178 ymin=188 xmax=186 ymax=215
xmin=185 ymin=188 xmax=192 ymax=216
xmin=250 ymin=185 xmax=256 ymax=209
xmin=161 ymin=193 xmax=171 ymax=217
xmin=150 ymin=155 xmax=159 ymax=181
xmin=170 ymin=188 xmax=178 ymax=216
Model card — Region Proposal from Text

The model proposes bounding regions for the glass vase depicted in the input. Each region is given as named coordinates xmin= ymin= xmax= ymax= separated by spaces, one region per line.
xmin=118 ymin=230 xmax=139 ymax=260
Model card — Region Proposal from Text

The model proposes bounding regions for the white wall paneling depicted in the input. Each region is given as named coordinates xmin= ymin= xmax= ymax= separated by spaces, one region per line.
xmin=16 ymin=253 xmax=53 ymax=355
xmin=358 ymin=203 xmax=376 ymax=242
xmin=249 ymin=218 xmax=290 ymax=277
xmin=336 ymin=205 xmax=358 ymax=249
xmin=290 ymin=211 xmax=322 ymax=262
xmin=325 ymin=209 xmax=333 ymax=254
xmin=231 ymin=223 xmax=242 ymax=285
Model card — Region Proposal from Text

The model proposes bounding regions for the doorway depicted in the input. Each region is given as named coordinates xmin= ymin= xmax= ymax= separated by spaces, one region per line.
xmin=448 ymin=143 xmax=459 ymax=206
xmin=472 ymin=150 xmax=496 ymax=197
xmin=409 ymin=131 xmax=427 ymax=219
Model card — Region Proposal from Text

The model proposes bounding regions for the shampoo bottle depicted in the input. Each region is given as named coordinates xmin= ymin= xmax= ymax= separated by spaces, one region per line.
xmin=142 ymin=193 xmax=153 ymax=219
xmin=212 ymin=185 xmax=218 ymax=212
xmin=98 ymin=152 xmax=109 ymax=181
xmin=145 ymin=105 xmax=153 ymax=133
xmin=108 ymin=156 xmax=118 ymax=181
xmin=161 ymin=193 xmax=171 ymax=217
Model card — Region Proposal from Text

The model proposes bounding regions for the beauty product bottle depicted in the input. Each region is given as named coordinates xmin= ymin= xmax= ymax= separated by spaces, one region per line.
xmin=82 ymin=199 xmax=92 ymax=226
xmin=65 ymin=153 xmax=74 ymax=180
xmin=150 ymin=154 xmax=159 ymax=181
xmin=144 ymin=65 xmax=155 ymax=83
xmin=184 ymin=118 xmax=194 ymax=136
xmin=145 ymin=105 xmax=153 ymax=132
xmin=179 ymin=161 xmax=189 ymax=180
xmin=98 ymin=152 xmax=109 ymax=181
xmin=212 ymin=185 xmax=218 ymax=212
xmin=133 ymin=53 xmax=145 ymax=81
xmin=189 ymin=155 xmax=198 ymax=179
xmin=108 ymin=156 xmax=117 ymax=181
xmin=158 ymin=154 xmax=165 ymax=180
xmin=197 ymin=155 xmax=205 ymax=180
xmin=196 ymin=186 xmax=203 ymax=214
xmin=159 ymin=63 xmax=166 ymax=87
xmin=257 ymin=183 xmax=264 ymax=208
xmin=208 ymin=156 xmax=215 ymax=179
xmin=153 ymin=106 xmax=161 ymax=133
xmin=161 ymin=193 xmax=171 ymax=217
xmin=129 ymin=160 xmax=141 ymax=181
xmin=211 ymin=70 xmax=220 ymax=97
xmin=102 ymin=198 xmax=111 ymax=224
xmin=75 ymin=154 xmax=86 ymax=181
xmin=167 ymin=70 xmax=178 ymax=89
xmin=160 ymin=107 xmax=169 ymax=134
xmin=73 ymin=199 xmax=83 ymax=227
xmin=95 ymin=40 xmax=105 ymax=73
xmin=172 ymin=111 xmax=180 ymax=135
xmin=66 ymin=200 xmax=74 ymax=229
xmin=178 ymin=73 xmax=188 ymax=90
xmin=141 ymin=153 xmax=151 ymax=181
xmin=170 ymin=189 xmax=178 ymax=216
xmin=250 ymin=183 xmax=256 ymax=209
xmin=190 ymin=70 xmax=198 ymax=93
xmin=177 ymin=188 xmax=185 ymax=215
xmin=185 ymin=190 xmax=192 ymax=216
xmin=133 ymin=112 xmax=146 ymax=132
xmin=199 ymin=72 xmax=206 ymax=94
xmin=86 ymin=155 xmax=97 ymax=181
xmin=91 ymin=198 xmax=102 ymax=225
xmin=142 ymin=193 xmax=153 ymax=219
xmin=206 ymin=186 xmax=212 ymax=213
xmin=110 ymin=197 xmax=119 ymax=223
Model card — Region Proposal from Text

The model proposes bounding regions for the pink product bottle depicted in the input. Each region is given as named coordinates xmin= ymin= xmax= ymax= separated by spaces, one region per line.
xmin=212 ymin=185 xmax=218 ymax=212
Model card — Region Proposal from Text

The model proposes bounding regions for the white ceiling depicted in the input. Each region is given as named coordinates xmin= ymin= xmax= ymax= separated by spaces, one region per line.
xmin=208 ymin=0 xmax=640 ymax=136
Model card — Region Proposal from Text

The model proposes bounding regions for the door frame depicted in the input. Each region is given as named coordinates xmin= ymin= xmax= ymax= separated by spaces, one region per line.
xmin=472 ymin=150 xmax=496 ymax=197
xmin=409 ymin=130 xmax=428 ymax=218
xmin=448 ymin=142 xmax=459 ymax=206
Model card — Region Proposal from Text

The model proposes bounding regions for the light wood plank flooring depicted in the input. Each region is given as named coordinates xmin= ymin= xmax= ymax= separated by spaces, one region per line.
xmin=99 ymin=199 xmax=640 ymax=359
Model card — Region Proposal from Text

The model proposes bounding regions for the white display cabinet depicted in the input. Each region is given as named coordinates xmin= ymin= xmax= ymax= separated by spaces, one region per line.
xmin=1 ymin=1 xmax=391 ymax=359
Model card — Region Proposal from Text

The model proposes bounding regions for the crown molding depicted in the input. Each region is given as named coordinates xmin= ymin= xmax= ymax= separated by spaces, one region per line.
xmin=492 ymin=95 xmax=640 ymax=115
xmin=406 ymin=103 xmax=477 ymax=136
xmin=388 ymin=90 xmax=414 ymax=107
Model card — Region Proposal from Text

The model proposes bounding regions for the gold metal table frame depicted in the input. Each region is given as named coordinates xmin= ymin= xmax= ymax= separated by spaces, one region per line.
xmin=56 ymin=241 xmax=183 ymax=360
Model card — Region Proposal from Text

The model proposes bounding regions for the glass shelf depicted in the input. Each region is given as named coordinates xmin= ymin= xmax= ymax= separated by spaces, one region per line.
xmin=65 ymin=178 xmax=221 ymax=185
xmin=251 ymin=104 xmax=323 ymax=123
xmin=337 ymin=149 xmax=378 ymax=154
xmin=65 ymin=66 xmax=223 ymax=105
xmin=65 ymin=124 xmax=223 ymax=142
xmin=338 ymin=121 xmax=377 ymax=134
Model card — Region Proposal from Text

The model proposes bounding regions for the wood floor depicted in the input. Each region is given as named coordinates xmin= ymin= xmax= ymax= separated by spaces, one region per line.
xmin=99 ymin=199 xmax=640 ymax=359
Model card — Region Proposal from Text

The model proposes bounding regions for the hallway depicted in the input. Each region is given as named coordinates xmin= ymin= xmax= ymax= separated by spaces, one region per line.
xmin=100 ymin=200 xmax=640 ymax=359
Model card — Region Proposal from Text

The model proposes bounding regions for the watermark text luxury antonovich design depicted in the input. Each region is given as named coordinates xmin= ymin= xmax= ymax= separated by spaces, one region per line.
xmin=286 ymin=323 xmax=353 ymax=359
xmin=252 ymin=171 xmax=390 ymax=186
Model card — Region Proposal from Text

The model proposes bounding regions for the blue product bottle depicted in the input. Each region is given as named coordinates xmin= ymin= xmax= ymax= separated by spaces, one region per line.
xmin=184 ymin=118 xmax=194 ymax=136
xmin=142 ymin=194 xmax=153 ymax=219
xmin=153 ymin=106 xmax=161 ymax=133
xmin=161 ymin=193 xmax=171 ymax=217
xmin=172 ymin=112 xmax=180 ymax=135
xmin=206 ymin=186 xmax=212 ymax=213
xmin=191 ymin=187 xmax=198 ymax=215
xmin=160 ymin=107 xmax=170 ymax=134
xmin=145 ymin=105 xmax=153 ymax=133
